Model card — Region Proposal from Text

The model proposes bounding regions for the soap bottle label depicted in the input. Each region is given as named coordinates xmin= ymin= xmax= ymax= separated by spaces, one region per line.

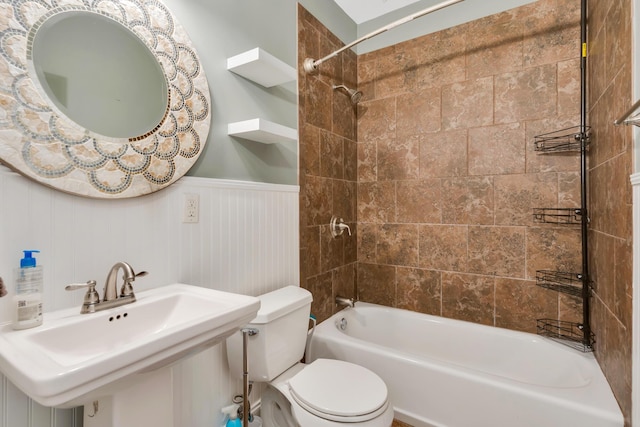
xmin=13 ymin=266 xmax=44 ymax=330
xmin=12 ymin=295 xmax=43 ymax=329
xmin=17 ymin=299 xmax=42 ymax=321
xmin=17 ymin=268 xmax=42 ymax=293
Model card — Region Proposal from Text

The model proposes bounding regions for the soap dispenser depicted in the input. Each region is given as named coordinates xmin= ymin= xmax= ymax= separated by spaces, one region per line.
xmin=222 ymin=404 xmax=241 ymax=427
xmin=12 ymin=250 xmax=43 ymax=330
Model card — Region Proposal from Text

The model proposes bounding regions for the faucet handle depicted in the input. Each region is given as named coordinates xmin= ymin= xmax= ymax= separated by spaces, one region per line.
xmin=330 ymin=216 xmax=352 ymax=238
xmin=120 ymin=270 xmax=148 ymax=297
xmin=65 ymin=280 xmax=96 ymax=292
xmin=134 ymin=271 xmax=149 ymax=279
xmin=120 ymin=279 xmax=134 ymax=298
xmin=65 ymin=280 xmax=100 ymax=313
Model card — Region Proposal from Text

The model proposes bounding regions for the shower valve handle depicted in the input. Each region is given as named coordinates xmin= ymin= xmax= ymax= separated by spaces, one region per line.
xmin=330 ymin=216 xmax=351 ymax=237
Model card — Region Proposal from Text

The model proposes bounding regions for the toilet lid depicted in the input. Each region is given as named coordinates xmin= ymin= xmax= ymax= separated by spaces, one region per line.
xmin=288 ymin=359 xmax=388 ymax=422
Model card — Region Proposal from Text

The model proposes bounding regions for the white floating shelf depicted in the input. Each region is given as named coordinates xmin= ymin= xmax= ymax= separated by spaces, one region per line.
xmin=227 ymin=48 xmax=296 ymax=88
xmin=228 ymin=119 xmax=297 ymax=144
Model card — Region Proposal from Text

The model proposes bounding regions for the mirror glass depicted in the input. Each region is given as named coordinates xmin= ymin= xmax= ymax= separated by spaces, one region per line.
xmin=31 ymin=12 xmax=168 ymax=139
xmin=0 ymin=1 xmax=211 ymax=198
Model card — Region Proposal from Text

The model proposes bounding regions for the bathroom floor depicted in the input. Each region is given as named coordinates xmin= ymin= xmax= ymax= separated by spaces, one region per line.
xmin=392 ymin=419 xmax=412 ymax=427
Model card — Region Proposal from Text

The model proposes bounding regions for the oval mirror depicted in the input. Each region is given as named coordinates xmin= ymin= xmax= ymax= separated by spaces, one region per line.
xmin=0 ymin=0 xmax=211 ymax=198
xmin=31 ymin=12 xmax=168 ymax=139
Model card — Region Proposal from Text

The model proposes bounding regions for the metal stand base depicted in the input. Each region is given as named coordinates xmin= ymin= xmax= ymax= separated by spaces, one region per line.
xmin=242 ymin=328 xmax=259 ymax=427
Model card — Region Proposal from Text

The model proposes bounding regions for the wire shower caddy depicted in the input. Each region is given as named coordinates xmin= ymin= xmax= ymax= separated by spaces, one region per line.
xmin=532 ymin=0 xmax=593 ymax=352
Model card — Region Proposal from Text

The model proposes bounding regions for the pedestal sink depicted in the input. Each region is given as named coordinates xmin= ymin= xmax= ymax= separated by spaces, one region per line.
xmin=0 ymin=284 xmax=260 ymax=425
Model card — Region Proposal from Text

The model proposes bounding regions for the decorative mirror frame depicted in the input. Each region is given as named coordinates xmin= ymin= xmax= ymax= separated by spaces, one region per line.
xmin=0 ymin=0 xmax=211 ymax=198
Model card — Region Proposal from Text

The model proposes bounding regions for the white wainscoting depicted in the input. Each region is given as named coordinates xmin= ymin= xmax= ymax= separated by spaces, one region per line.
xmin=0 ymin=166 xmax=299 ymax=426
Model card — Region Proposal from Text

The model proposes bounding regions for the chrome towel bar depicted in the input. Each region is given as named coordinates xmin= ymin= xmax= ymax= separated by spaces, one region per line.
xmin=614 ymin=98 xmax=640 ymax=126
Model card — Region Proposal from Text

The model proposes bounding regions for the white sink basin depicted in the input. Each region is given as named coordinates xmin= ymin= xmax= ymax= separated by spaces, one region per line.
xmin=0 ymin=284 xmax=260 ymax=407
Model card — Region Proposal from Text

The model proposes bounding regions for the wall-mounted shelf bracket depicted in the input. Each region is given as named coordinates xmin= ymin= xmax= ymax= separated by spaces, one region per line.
xmin=534 ymin=126 xmax=590 ymax=153
xmin=227 ymin=48 xmax=296 ymax=88
xmin=228 ymin=118 xmax=297 ymax=144
xmin=532 ymin=208 xmax=582 ymax=224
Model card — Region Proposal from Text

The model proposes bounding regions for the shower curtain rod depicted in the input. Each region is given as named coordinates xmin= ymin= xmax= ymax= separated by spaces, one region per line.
xmin=302 ymin=0 xmax=465 ymax=74
xmin=614 ymin=98 xmax=640 ymax=126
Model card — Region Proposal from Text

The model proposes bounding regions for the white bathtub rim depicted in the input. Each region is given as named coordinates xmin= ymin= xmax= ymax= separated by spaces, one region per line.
xmin=330 ymin=301 xmax=600 ymax=359
xmin=393 ymin=407 xmax=445 ymax=427
xmin=311 ymin=303 xmax=623 ymax=424
xmin=317 ymin=303 xmax=597 ymax=388
xmin=338 ymin=302 xmax=597 ymax=359
xmin=312 ymin=322 xmax=616 ymax=415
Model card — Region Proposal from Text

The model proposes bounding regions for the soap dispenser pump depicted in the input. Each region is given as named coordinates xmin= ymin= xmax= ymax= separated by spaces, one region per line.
xmin=222 ymin=404 xmax=241 ymax=427
xmin=12 ymin=250 xmax=43 ymax=330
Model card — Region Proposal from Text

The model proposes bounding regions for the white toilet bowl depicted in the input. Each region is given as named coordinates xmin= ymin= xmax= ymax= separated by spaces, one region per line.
xmin=262 ymin=361 xmax=394 ymax=427
xmin=226 ymin=286 xmax=394 ymax=427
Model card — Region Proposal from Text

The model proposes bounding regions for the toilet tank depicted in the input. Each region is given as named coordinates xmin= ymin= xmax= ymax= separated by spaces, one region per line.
xmin=226 ymin=286 xmax=313 ymax=382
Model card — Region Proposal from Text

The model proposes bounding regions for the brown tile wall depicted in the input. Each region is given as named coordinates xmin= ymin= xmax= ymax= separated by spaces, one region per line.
xmin=356 ymin=0 xmax=583 ymax=334
xmin=587 ymin=0 xmax=633 ymax=424
xmin=298 ymin=0 xmax=633 ymax=422
xmin=298 ymin=5 xmax=359 ymax=321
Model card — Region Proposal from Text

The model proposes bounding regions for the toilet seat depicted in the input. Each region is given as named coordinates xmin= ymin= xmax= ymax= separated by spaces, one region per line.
xmin=288 ymin=359 xmax=389 ymax=423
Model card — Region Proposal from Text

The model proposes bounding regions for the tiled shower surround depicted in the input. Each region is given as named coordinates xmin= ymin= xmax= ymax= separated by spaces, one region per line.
xmin=299 ymin=0 xmax=583 ymax=332
xmin=299 ymin=0 xmax=632 ymax=424
xmin=588 ymin=0 xmax=633 ymax=423
xmin=298 ymin=4 xmax=359 ymax=320
xmin=354 ymin=0 xmax=584 ymax=331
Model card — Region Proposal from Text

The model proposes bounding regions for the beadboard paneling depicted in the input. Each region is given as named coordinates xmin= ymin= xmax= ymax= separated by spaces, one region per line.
xmin=0 ymin=166 xmax=299 ymax=427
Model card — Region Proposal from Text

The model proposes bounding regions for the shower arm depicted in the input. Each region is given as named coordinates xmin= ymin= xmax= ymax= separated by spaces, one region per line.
xmin=303 ymin=0 xmax=465 ymax=74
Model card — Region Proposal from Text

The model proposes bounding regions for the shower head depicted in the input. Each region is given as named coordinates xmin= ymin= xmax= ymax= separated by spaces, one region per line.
xmin=333 ymin=84 xmax=363 ymax=105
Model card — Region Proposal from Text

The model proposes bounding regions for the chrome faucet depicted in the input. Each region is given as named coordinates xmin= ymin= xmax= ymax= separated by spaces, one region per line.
xmin=65 ymin=262 xmax=147 ymax=314
xmin=104 ymin=261 xmax=135 ymax=301
xmin=335 ymin=295 xmax=355 ymax=308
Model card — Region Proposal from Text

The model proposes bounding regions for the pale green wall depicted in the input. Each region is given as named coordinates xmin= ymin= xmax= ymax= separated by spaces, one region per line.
xmin=163 ymin=0 xmax=356 ymax=185
xmin=167 ymin=0 xmax=538 ymax=184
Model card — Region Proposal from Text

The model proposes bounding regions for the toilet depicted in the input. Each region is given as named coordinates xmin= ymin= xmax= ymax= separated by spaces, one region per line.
xmin=226 ymin=286 xmax=394 ymax=427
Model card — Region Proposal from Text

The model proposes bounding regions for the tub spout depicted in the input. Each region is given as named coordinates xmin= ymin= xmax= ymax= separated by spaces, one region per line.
xmin=335 ymin=295 xmax=355 ymax=308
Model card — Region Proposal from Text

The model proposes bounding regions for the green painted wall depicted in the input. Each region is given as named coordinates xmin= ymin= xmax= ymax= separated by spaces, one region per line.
xmin=166 ymin=0 xmax=538 ymax=184
xmin=163 ymin=0 xmax=356 ymax=184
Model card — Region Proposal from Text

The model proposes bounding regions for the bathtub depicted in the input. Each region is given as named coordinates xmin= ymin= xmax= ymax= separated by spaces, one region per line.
xmin=308 ymin=303 xmax=623 ymax=427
